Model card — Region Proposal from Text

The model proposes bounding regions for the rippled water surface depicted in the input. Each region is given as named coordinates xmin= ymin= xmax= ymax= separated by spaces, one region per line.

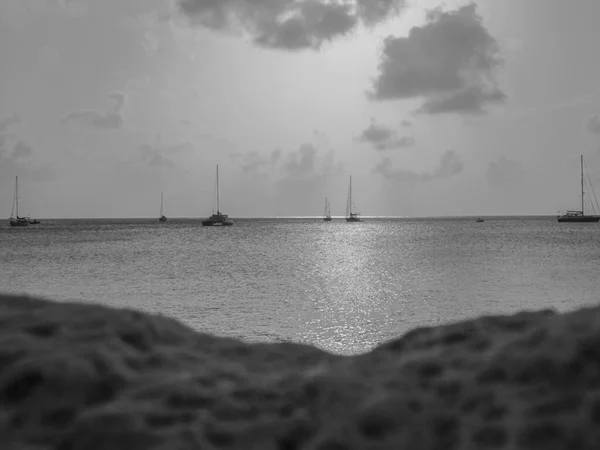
xmin=1 ymin=217 xmax=599 ymax=354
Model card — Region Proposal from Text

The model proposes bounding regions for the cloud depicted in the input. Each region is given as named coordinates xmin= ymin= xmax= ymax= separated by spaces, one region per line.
xmin=11 ymin=141 xmax=34 ymax=159
xmin=586 ymin=114 xmax=600 ymax=134
xmin=487 ymin=156 xmax=526 ymax=186
xmin=137 ymin=135 xmax=195 ymax=169
xmin=401 ymin=119 xmax=412 ymax=127
xmin=283 ymin=143 xmax=341 ymax=179
xmin=0 ymin=114 xmax=55 ymax=183
xmin=232 ymin=142 xmax=341 ymax=180
xmin=369 ymin=3 xmax=505 ymax=115
xmin=229 ymin=149 xmax=282 ymax=173
xmin=177 ymin=0 xmax=407 ymax=50
xmin=0 ymin=112 xmax=20 ymax=133
xmin=374 ymin=149 xmax=464 ymax=182
xmin=356 ymin=119 xmax=415 ymax=151
xmin=61 ymin=92 xmax=127 ymax=130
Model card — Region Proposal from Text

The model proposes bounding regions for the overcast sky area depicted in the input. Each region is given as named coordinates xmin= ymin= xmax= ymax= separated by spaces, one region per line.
xmin=2 ymin=0 xmax=600 ymax=218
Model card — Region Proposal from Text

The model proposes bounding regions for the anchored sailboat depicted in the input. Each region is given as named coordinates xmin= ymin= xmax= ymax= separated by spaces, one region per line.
xmin=557 ymin=155 xmax=600 ymax=223
xmin=202 ymin=165 xmax=233 ymax=226
xmin=323 ymin=197 xmax=332 ymax=221
xmin=159 ymin=192 xmax=167 ymax=222
xmin=345 ymin=175 xmax=362 ymax=222
xmin=9 ymin=176 xmax=28 ymax=227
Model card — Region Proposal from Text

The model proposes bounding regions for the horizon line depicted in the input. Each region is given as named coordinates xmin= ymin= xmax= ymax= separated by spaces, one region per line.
xmin=11 ymin=214 xmax=559 ymax=221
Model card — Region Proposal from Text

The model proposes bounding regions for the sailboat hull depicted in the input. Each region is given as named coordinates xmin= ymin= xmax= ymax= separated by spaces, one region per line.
xmin=323 ymin=217 xmax=332 ymax=222
xmin=345 ymin=217 xmax=361 ymax=222
xmin=10 ymin=219 xmax=29 ymax=227
xmin=557 ymin=215 xmax=600 ymax=223
xmin=202 ymin=220 xmax=233 ymax=226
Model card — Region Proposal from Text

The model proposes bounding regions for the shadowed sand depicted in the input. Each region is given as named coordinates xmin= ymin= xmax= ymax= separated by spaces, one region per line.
xmin=1 ymin=294 xmax=599 ymax=449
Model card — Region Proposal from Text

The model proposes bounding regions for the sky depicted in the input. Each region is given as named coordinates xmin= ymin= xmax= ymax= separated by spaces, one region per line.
xmin=2 ymin=0 xmax=600 ymax=218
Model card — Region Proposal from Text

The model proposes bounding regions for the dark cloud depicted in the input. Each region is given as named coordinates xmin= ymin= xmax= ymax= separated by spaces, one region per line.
xmin=586 ymin=114 xmax=600 ymax=134
xmin=401 ymin=119 xmax=412 ymax=127
xmin=138 ymin=135 xmax=195 ymax=169
xmin=369 ymin=3 xmax=505 ymax=115
xmin=177 ymin=0 xmax=406 ymax=50
xmin=61 ymin=92 xmax=127 ymax=130
xmin=374 ymin=150 xmax=463 ymax=182
xmin=356 ymin=120 xmax=415 ymax=151
xmin=487 ymin=156 xmax=526 ymax=186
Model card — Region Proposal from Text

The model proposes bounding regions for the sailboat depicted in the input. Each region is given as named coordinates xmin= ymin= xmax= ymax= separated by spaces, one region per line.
xmin=202 ymin=165 xmax=233 ymax=226
xmin=557 ymin=155 xmax=600 ymax=223
xmin=159 ymin=192 xmax=167 ymax=222
xmin=323 ymin=197 xmax=332 ymax=221
xmin=9 ymin=176 xmax=29 ymax=227
xmin=345 ymin=175 xmax=362 ymax=222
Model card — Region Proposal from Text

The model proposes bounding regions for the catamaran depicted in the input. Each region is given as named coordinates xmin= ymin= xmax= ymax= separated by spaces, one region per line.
xmin=323 ymin=197 xmax=332 ymax=221
xmin=557 ymin=155 xmax=600 ymax=223
xmin=345 ymin=175 xmax=362 ymax=222
xmin=9 ymin=176 xmax=29 ymax=227
xmin=202 ymin=165 xmax=233 ymax=226
xmin=159 ymin=192 xmax=167 ymax=222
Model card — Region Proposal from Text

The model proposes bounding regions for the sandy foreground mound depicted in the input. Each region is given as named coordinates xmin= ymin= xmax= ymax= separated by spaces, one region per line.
xmin=0 ymin=294 xmax=599 ymax=449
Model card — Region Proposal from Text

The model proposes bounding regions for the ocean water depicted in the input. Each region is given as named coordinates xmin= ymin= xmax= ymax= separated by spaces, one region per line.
xmin=1 ymin=217 xmax=599 ymax=355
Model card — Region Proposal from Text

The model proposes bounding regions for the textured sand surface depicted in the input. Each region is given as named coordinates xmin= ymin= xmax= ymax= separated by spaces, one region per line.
xmin=1 ymin=294 xmax=599 ymax=449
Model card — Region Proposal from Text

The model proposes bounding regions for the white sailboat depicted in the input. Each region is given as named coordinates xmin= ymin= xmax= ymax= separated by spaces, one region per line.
xmin=159 ymin=192 xmax=167 ymax=222
xmin=202 ymin=165 xmax=233 ymax=226
xmin=557 ymin=155 xmax=600 ymax=222
xmin=323 ymin=197 xmax=332 ymax=221
xmin=9 ymin=176 xmax=29 ymax=227
xmin=345 ymin=175 xmax=362 ymax=222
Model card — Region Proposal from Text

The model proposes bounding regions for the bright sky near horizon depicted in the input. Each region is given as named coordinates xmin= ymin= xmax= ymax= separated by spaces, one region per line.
xmin=2 ymin=0 xmax=600 ymax=218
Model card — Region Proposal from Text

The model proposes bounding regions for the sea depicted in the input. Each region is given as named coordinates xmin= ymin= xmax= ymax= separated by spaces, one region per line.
xmin=1 ymin=216 xmax=599 ymax=355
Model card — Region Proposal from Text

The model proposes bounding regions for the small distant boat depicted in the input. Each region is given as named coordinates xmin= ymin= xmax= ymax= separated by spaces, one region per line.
xmin=345 ymin=175 xmax=362 ymax=222
xmin=159 ymin=192 xmax=167 ymax=222
xmin=323 ymin=197 xmax=332 ymax=221
xmin=29 ymin=218 xmax=40 ymax=225
xmin=202 ymin=165 xmax=233 ymax=227
xmin=476 ymin=217 xmax=484 ymax=223
xmin=9 ymin=176 xmax=29 ymax=227
xmin=557 ymin=155 xmax=600 ymax=223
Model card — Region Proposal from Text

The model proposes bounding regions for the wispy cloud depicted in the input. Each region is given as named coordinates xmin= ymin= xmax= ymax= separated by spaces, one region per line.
xmin=176 ymin=0 xmax=407 ymax=51
xmin=0 ymin=112 xmax=20 ymax=133
xmin=374 ymin=150 xmax=464 ymax=182
xmin=61 ymin=92 xmax=127 ymax=130
xmin=229 ymin=149 xmax=282 ymax=174
xmin=586 ymin=113 xmax=600 ymax=134
xmin=356 ymin=119 xmax=415 ymax=151
xmin=0 ymin=114 xmax=55 ymax=182
xmin=369 ymin=3 xmax=505 ymax=115
xmin=231 ymin=143 xmax=342 ymax=180
xmin=137 ymin=135 xmax=195 ymax=169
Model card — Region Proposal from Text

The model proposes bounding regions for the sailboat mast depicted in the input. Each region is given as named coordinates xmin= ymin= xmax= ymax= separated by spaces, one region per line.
xmin=349 ymin=175 xmax=352 ymax=214
xmin=216 ymin=165 xmax=220 ymax=214
xmin=15 ymin=176 xmax=19 ymax=218
xmin=581 ymin=155 xmax=584 ymax=215
xmin=160 ymin=192 xmax=164 ymax=216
